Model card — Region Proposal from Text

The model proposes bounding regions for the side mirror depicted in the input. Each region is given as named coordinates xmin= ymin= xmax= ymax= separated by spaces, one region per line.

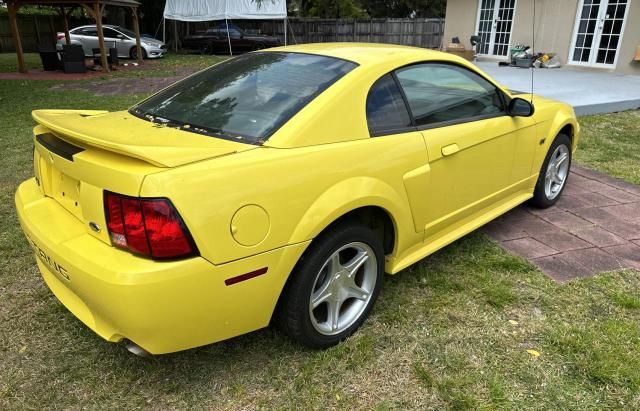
xmin=508 ymin=97 xmax=535 ymax=117
xmin=117 ymin=34 xmax=125 ymax=40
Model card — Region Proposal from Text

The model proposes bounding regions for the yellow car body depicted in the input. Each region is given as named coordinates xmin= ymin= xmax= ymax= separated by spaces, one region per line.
xmin=15 ymin=43 xmax=579 ymax=354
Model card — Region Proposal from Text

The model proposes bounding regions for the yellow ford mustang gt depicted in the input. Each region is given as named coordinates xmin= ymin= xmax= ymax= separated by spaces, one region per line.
xmin=15 ymin=43 xmax=579 ymax=354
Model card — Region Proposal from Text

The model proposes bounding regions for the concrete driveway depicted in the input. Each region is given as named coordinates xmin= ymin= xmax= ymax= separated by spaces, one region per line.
xmin=474 ymin=60 xmax=640 ymax=115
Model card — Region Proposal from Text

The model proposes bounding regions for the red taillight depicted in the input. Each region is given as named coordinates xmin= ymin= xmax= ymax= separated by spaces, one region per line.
xmin=104 ymin=191 xmax=197 ymax=259
xmin=56 ymin=33 xmax=65 ymax=40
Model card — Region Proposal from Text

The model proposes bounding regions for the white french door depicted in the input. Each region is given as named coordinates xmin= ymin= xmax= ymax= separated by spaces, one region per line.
xmin=475 ymin=0 xmax=517 ymax=57
xmin=569 ymin=0 xmax=630 ymax=67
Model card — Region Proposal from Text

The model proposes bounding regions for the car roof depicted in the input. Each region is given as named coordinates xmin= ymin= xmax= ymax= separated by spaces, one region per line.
xmin=73 ymin=24 xmax=122 ymax=30
xmin=265 ymin=42 xmax=453 ymax=68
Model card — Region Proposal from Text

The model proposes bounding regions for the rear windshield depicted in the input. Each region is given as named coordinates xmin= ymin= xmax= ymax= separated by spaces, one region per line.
xmin=130 ymin=52 xmax=357 ymax=144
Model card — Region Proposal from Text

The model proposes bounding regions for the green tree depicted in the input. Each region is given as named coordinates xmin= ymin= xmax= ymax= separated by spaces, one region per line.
xmin=291 ymin=0 xmax=367 ymax=18
xmin=289 ymin=0 xmax=446 ymax=18
xmin=360 ymin=0 xmax=446 ymax=18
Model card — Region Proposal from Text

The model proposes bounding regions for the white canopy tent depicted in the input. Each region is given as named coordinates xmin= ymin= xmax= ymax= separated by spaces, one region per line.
xmin=163 ymin=0 xmax=288 ymax=55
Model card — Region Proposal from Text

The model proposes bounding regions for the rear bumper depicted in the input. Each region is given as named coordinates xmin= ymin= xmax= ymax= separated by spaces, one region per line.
xmin=16 ymin=178 xmax=308 ymax=354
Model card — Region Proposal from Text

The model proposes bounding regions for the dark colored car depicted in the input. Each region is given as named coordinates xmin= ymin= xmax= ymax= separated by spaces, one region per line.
xmin=182 ymin=27 xmax=281 ymax=54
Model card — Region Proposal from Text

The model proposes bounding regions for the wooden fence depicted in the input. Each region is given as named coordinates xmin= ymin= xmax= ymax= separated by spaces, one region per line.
xmin=1 ymin=15 xmax=445 ymax=53
xmin=173 ymin=17 xmax=445 ymax=50
xmin=0 ymin=14 xmax=90 ymax=52
xmin=242 ymin=18 xmax=445 ymax=49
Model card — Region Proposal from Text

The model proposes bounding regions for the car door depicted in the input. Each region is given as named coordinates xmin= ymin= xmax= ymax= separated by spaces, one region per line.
xmin=210 ymin=29 xmax=227 ymax=53
xmin=221 ymin=28 xmax=247 ymax=53
xmin=77 ymin=27 xmax=99 ymax=55
xmin=231 ymin=29 xmax=253 ymax=51
xmin=101 ymin=28 xmax=121 ymax=53
xmin=394 ymin=63 xmax=537 ymax=237
xmin=108 ymin=28 xmax=131 ymax=57
xmin=366 ymin=73 xmax=431 ymax=234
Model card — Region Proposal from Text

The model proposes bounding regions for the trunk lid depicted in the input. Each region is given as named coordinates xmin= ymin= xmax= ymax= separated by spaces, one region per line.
xmin=33 ymin=109 xmax=254 ymax=167
xmin=31 ymin=109 xmax=254 ymax=246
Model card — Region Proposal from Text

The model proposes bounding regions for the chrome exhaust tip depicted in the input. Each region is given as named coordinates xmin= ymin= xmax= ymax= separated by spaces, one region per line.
xmin=125 ymin=340 xmax=151 ymax=357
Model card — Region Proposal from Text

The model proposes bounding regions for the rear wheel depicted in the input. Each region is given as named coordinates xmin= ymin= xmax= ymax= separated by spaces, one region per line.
xmin=277 ymin=223 xmax=384 ymax=348
xmin=530 ymin=133 xmax=572 ymax=208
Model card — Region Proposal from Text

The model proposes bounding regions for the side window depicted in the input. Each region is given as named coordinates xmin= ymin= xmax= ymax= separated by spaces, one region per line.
xmin=102 ymin=28 xmax=120 ymax=39
xmin=395 ymin=63 xmax=505 ymax=127
xmin=81 ymin=28 xmax=97 ymax=37
xmin=220 ymin=29 xmax=242 ymax=39
xmin=366 ymin=74 xmax=412 ymax=136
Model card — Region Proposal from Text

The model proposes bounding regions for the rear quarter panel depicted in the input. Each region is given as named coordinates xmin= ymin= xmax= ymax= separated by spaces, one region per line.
xmin=140 ymin=136 xmax=427 ymax=266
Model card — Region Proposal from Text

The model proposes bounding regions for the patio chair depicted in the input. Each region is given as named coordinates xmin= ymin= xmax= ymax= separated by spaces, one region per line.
xmin=37 ymin=42 xmax=59 ymax=71
xmin=470 ymin=35 xmax=482 ymax=61
xmin=62 ymin=44 xmax=86 ymax=73
xmin=92 ymin=47 xmax=119 ymax=68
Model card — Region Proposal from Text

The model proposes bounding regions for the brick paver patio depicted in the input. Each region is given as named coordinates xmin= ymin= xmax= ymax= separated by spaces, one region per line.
xmin=482 ymin=165 xmax=640 ymax=281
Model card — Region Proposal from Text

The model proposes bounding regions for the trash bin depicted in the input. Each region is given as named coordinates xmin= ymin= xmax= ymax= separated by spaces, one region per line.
xmin=510 ymin=45 xmax=527 ymax=60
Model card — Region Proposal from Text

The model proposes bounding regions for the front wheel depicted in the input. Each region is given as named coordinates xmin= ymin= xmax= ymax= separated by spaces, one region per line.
xmin=530 ymin=133 xmax=572 ymax=208
xmin=129 ymin=46 xmax=147 ymax=60
xmin=276 ymin=224 xmax=384 ymax=348
xmin=200 ymin=43 xmax=213 ymax=55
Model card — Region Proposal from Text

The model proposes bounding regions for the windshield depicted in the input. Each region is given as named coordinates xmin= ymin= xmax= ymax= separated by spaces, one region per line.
xmin=130 ymin=52 xmax=357 ymax=144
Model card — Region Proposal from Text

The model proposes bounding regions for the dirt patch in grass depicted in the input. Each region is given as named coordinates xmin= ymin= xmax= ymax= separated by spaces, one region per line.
xmin=49 ymin=73 xmax=188 ymax=96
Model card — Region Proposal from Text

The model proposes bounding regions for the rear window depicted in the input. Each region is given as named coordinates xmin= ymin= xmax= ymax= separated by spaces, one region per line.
xmin=130 ymin=52 xmax=357 ymax=144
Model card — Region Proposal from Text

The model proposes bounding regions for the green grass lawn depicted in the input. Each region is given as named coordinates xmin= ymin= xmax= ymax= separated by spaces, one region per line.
xmin=1 ymin=64 xmax=639 ymax=409
xmin=574 ymin=110 xmax=640 ymax=185
xmin=0 ymin=52 xmax=42 ymax=73
xmin=0 ymin=52 xmax=224 ymax=78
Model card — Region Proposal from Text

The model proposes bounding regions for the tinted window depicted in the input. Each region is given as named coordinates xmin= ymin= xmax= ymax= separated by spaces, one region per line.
xmin=80 ymin=27 xmax=97 ymax=37
xmin=116 ymin=27 xmax=136 ymax=38
xmin=102 ymin=28 xmax=121 ymax=38
xmin=396 ymin=63 xmax=505 ymax=127
xmin=131 ymin=52 xmax=356 ymax=144
xmin=220 ymin=28 xmax=243 ymax=39
xmin=366 ymin=74 xmax=412 ymax=136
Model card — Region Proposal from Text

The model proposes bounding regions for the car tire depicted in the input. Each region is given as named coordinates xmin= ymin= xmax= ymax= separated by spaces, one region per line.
xmin=200 ymin=43 xmax=213 ymax=55
xmin=530 ymin=133 xmax=572 ymax=208
xmin=129 ymin=46 xmax=147 ymax=60
xmin=276 ymin=223 xmax=384 ymax=349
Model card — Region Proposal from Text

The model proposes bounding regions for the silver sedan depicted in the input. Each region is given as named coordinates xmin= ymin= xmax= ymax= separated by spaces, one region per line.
xmin=57 ymin=25 xmax=167 ymax=59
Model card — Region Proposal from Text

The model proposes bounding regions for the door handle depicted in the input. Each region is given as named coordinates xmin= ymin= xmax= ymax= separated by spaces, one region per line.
xmin=441 ymin=143 xmax=460 ymax=157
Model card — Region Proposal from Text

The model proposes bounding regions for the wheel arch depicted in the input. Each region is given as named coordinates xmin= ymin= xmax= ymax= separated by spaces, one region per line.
xmin=286 ymin=176 xmax=412 ymax=257
xmin=129 ymin=45 xmax=147 ymax=59
xmin=533 ymin=105 xmax=579 ymax=170
xmin=559 ymin=123 xmax=576 ymax=150
xmin=272 ymin=203 xmax=398 ymax=326
xmin=546 ymin=105 xmax=579 ymax=151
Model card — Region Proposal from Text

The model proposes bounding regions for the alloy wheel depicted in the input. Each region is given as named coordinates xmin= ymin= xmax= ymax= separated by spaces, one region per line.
xmin=308 ymin=242 xmax=377 ymax=336
xmin=544 ymin=144 xmax=570 ymax=200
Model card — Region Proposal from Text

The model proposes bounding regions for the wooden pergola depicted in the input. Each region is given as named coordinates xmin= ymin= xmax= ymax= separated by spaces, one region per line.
xmin=6 ymin=0 xmax=142 ymax=73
